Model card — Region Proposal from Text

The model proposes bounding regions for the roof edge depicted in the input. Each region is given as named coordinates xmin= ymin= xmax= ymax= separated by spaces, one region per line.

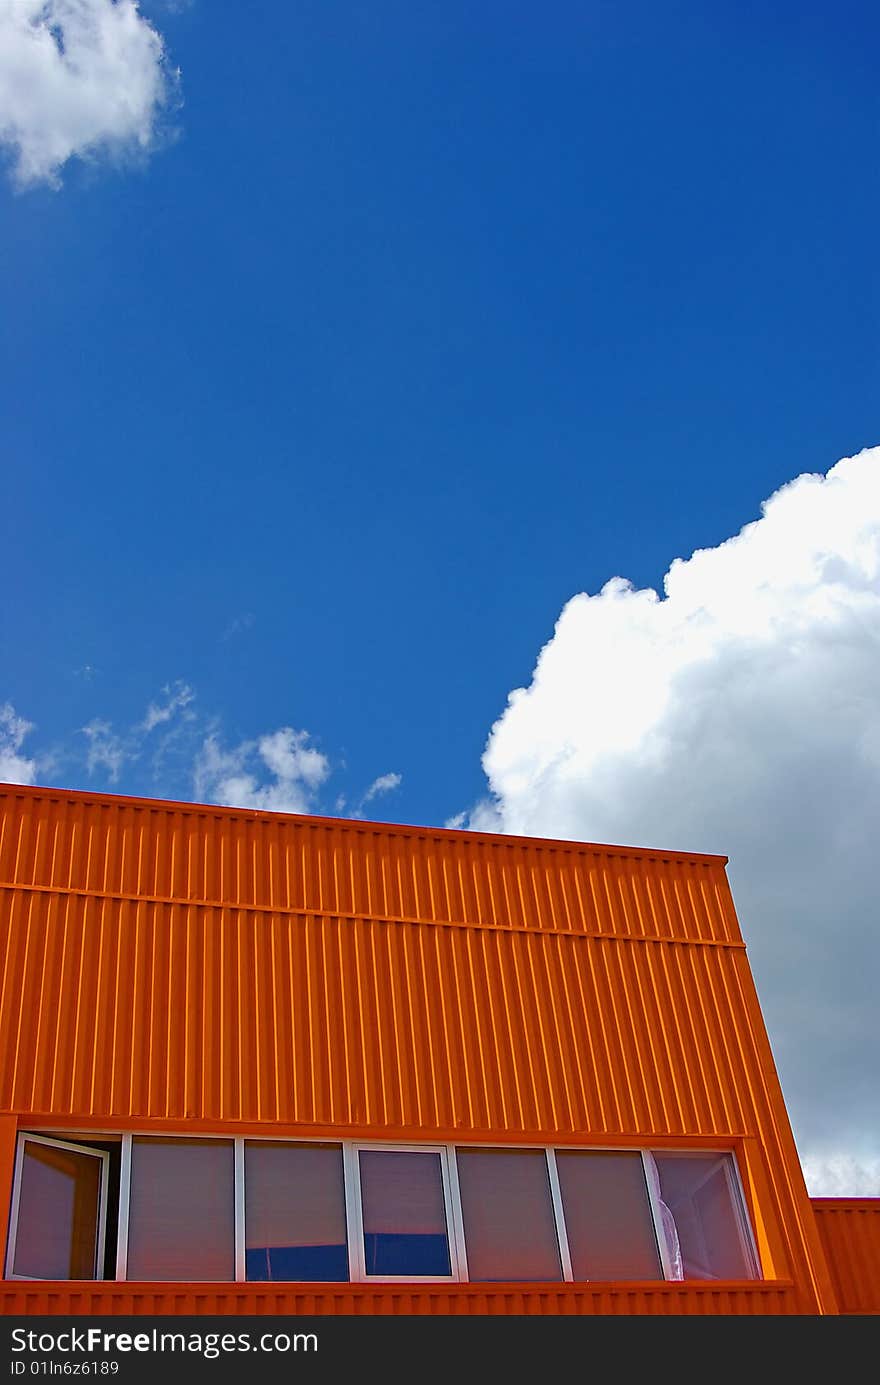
xmin=0 ymin=780 xmax=730 ymax=868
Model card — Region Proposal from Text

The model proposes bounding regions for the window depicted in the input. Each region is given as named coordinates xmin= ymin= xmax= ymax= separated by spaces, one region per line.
xmin=5 ymin=1133 xmax=761 ymax=1286
xmin=245 ymin=1141 xmax=347 ymax=1282
xmin=6 ymin=1135 xmax=108 ymax=1280
xmin=126 ymin=1138 xmax=235 ymax=1281
xmin=456 ymin=1148 xmax=561 ymax=1281
xmin=650 ymin=1152 xmax=758 ymax=1280
xmin=555 ymin=1150 xmax=662 ymax=1281
xmin=357 ymin=1148 xmax=453 ymax=1278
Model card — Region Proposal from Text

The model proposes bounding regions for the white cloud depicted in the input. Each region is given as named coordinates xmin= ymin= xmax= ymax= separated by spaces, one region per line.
xmin=361 ymin=771 xmax=402 ymax=803
xmin=140 ymin=679 xmax=194 ymax=732
xmin=0 ymin=703 xmax=37 ymax=783
xmin=0 ymin=0 xmax=178 ymax=190
xmin=801 ymin=1153 xmax=880 ymax=1199
xmin=81 ymin=716 xmax=130 ymax=780
xmin=347 ymin=770 xmax=403 ymax=819
xmin=461 ymin=444 xmax=880 ymax=1195
xmin=194 ymin=726 xmax=331 ymax=816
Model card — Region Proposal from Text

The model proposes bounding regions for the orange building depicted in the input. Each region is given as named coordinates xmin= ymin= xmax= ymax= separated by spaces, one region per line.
xmin=0 ymin=783 xmax=877 ymax=1315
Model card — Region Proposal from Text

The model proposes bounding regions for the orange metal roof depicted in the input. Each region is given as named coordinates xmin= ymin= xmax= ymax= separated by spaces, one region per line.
xmin=0 ymin=783 xmax=839 ymax=1313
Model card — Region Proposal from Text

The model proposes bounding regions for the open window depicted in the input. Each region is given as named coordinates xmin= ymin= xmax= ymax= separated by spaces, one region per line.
xmin=6 ymin=1134 xmax=109 ymax=1280
xmin=650 ymin=1151 xmax=760 ymax=1279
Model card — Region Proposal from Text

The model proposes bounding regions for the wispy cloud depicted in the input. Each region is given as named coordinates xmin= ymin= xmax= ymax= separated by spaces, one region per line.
xmin=456 ymin=443 xmax=880 ymax=1195
xmin=140 ymin=680 xmax=194 ymax=733
xmin=4 ymin=685 xmax=406 ymax=829
xmin=220 ymin=613 xmax=255 ymax=642
xmin=80 ymin=678 xmax=197 ymax=782
xmin=81 ymin=718 xmax=132 ymax=781
xmin=361 ymin=771 xmax=402 ymax=804
xmin=0 ymin=0 xmax=180 ymax=190
xmin=0 ymin=703 xmax=37 ymax=784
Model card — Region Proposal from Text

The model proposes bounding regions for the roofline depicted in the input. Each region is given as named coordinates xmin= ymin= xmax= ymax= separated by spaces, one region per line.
xmin=0 ymin=780 xmax=730 ymax=868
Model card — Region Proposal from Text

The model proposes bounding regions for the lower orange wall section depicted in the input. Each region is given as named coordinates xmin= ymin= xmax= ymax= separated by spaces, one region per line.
xmin=811 ymin=1199 xmax=880 ymax=1314
xmin=0 ymin=1281 xmax=801 ymax=1316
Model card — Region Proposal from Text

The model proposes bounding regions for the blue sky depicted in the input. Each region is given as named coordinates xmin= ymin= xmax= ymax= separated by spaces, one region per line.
xmin=1 ymin=1 xmax=879 ymax=1193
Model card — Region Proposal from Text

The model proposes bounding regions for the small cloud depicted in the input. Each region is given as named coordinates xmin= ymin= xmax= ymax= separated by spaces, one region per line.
xmin=0 ymin=703 xmax=37 ymax=784
xmin=444 ymin=810 xmax=468 ymax=830
xmin=194 ymin=726 xmax=330 ymax=816
xmin=348 ymin=770 xmax=402 ymax=819
xmin=73 ymin=664 xmax=99 ymax=681
xmin=140 ymin=680 xmax=194 ymax=733
xmin=0 ymin=0 xmax=181 ymax=191
xmin=81 ymin=718 xmax=131 ymax=782
xmin=220 ymin=613 xmax=255 ymax=642
xmin=361 ymin=771 xmax=402 ymax=804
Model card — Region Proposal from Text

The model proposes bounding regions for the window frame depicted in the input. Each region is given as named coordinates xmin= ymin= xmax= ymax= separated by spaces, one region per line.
xmin=6 ymin=1129 xmax=762 ymax=1286
xmin=5 ymin=1133 xmax=110 ymax=1282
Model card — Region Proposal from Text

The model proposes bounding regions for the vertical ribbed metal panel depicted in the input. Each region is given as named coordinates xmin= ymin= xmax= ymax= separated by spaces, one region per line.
xmin=0 ymin=785 xmax=837 ymax=1313
xmin=0 ymin=786 xmax=740 ymax=941
xmin=0 ymin=889 xmax=769 ymax=1132
xmin=811 ymin=1200 xmax=880 ymax=1313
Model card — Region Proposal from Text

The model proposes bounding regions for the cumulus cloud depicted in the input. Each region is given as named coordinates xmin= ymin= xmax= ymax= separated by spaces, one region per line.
xmin=0 ymin=0 xmax=179 ymax=190
xmin=0 ymin=703 xmax=37 ymax=783
xmin=194 ymin=726 xmax=331 ymax=816
xmin=462 ymin=445 xmax=880 ymax=1195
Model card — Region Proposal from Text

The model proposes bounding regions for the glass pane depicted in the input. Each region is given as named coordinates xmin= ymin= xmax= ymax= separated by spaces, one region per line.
xmin=13 ymin=1141 xmax=102 ymax=1279
xmin=653 ymin=1153 xmax=757 ymax=1279
xmin=555 ymin=1151 xmax=662 ymax=1280
xmin=359 ymin=1150 xmax=451 ymax=1276
xmin=245 ymin=1142 xmax=348 ymax=1281
xmin=127 ymin=1139 xmax=234 ymax=1281
xmin=456 ymin=1148 xmax=561 ymax=1281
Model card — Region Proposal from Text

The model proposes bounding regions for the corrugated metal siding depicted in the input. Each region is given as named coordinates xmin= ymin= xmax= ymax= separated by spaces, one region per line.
xmin=0 ymin=785 xmax=837 ymax=1313
xmin=0 ymin=1280 xmax=801 ymax=1316
xmin=811 ymin=1200 xmax=880 ymax=1313
xmin=0 ymin=889 xmax=773 ymax=1133
xmin=0 ymin=787 xmax=738 ymax=943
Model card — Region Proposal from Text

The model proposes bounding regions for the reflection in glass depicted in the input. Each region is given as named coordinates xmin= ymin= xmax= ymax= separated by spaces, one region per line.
xmin=245 ymin=1142 xmax=348 ymax=1281
xmin=127 ymin=1139 xmax=234 ymax=1280
xmin=359 ymin=1150 xmax=451 ymax=1276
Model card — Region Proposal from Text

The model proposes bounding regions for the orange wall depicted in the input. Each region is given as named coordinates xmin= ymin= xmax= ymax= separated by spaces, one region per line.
xmin=0 ymin=785 xmax=838 ymax=1313
xmin=0 ymin=1281 xmax=802 ymax=1316
xmin=811 ymin=1200 xmax=880 ymax=1314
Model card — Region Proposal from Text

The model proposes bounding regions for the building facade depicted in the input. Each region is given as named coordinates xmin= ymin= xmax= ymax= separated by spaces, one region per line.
xmin=0 ymin=784 xmax=876 ymax=1314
